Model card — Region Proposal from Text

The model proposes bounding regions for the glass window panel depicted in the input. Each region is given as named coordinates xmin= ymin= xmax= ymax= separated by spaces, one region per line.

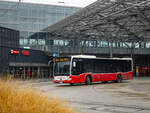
xmin=0 ymin=11 xmax=4 ymax=16
xmin=123 ymin=42 xmax=132 ymax=48
xmin=29 ymin=39 xmax=36 ymax=45
xmin=20 ymin=8 xmax=28 ymax=16
xmin=146 ymin=42 xmax=150 ymax=48
xmin=0 ymin=12 xmax=8 ymax=21
xmin=7 ymin=24 xmax=18 ymax=30
xmin=122 ymin=43 xmax=127 ymax=48
xmin=20 ymin=17 xmax=28 ymax=22
xmin=8 ymin=10 xmax=18 ymax=21
xmin=101 ymin=41 xmax=108 ymax=47
xmin=54 ymin=40 xmax=64 ymax=46
xmin=89 ymin=41 xmax=97 ymax=47
xmin=39 ymin=24 xmax=44 ymax=30
xmin=23 ymin=39 xmax=28 ymax=45
xmin=20 ymin=31 xmax=28 ymax=38
xmin=64 ymin=40 xmax=69 ymax=46
xmin=135 ymin=43 xmax=139 ymax=48
xmin=97 ymin=41 xmax=101 ymax=47
xmin=29 ymin=32 xmax=34 ymax=37
xmin=119 ymin=42 xmax=123 ymax=48
xmin=140 ymin=42 xmax=145 ymax=48
xmin=28 ymin=24 xmax=34 ymax=31
xmin=19 ymin=39 xmax=24 ymax=45
xmin=0 ymin=2 xmax=9 ymax=9
xmin=38 ymin=39 xmax=45 ymax=45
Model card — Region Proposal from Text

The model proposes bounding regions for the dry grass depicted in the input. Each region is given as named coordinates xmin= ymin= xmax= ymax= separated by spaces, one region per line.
xmin=0 ymin=79 xmax=78 ymax=113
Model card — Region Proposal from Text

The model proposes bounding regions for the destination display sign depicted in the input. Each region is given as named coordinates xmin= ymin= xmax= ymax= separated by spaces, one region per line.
xmin=55 ymin=58 xmax=70 ymax=62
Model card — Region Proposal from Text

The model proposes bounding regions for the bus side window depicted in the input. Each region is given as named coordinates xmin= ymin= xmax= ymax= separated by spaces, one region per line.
xmin=83 ymin=60 xmax=94 ymax=73
xmin=72 ymin=61 xmax=83 ymax=75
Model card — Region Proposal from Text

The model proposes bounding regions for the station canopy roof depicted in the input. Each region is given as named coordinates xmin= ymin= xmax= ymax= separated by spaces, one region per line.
xmin=43 ymin=0 xmax=150 ymax=42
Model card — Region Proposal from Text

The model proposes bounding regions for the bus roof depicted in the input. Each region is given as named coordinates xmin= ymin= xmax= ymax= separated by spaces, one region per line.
xmin=71 ymin=55 xmax=132 ymax=60
xmin=72 ymin=55 xmax=96 ymax=58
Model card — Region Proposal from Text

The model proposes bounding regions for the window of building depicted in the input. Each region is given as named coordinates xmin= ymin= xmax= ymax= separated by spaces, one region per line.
xmin=29 ymin=39 xmax=36 ymax=45
xmin=101 ymin=41 xmax=108 ymax=47
xmin=20 ymin=31 xmax=28 ymax=39
xmin=135 ymin=42 xmax=139 ymax=48
xmin=20 ymin=39 xmax=28 ymax=45
xmin=146 ymin=42 xmax=150 ymax=48
xmin=54 ymin=40 xmax=64 ymax=46
xmin=38 ymin=39 xmax=45 ymax=45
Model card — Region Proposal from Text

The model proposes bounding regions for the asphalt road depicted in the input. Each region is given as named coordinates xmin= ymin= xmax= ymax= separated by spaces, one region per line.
xmin=27 ymin=77 xmax=150 ymax=113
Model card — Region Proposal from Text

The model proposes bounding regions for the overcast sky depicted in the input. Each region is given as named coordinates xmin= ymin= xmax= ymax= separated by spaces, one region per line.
xmin=1 ymin=0 xmax=97 ymax=7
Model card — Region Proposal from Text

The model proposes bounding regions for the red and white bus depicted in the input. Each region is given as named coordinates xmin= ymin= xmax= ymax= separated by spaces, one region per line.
xmin=53 ymin=55 xmax=133 ymax=85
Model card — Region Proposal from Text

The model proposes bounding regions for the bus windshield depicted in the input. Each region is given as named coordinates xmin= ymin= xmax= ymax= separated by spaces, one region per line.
xmin=54 ymin=58 xmax=70 ymax=76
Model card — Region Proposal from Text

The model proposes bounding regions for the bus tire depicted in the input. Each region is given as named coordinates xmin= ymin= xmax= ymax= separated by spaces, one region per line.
xmin=70 ymin=83 xmax=74 ymax=86
xmin=116 ymin=75 xmax=122 ymax=83
xmin=86 ymin=76 xmax=92 ymax=85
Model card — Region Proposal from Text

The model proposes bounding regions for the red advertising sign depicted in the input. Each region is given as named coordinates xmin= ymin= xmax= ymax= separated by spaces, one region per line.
xmin=22 ymin=50 xmax=30 ymax=56
xmin=11 ymin=50 xmax=20 ymax=54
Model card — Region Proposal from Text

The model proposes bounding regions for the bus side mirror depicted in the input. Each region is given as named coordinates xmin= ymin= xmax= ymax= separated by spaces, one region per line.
xmin=73 ymin=62 xmax=76 ymax=67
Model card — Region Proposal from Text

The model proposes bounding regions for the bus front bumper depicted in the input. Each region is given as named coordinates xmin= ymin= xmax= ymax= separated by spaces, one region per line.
xmin=53 ymin=80 xmax=73 ymax=84
xmin=53 ymin=76 xmax=73 ymax=84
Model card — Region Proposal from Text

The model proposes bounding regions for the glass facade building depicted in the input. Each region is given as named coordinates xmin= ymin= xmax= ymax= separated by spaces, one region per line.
xmin=0 ymin=1 xmax=149 ymax=53
xmin=0 ymin=1 xmax=81 ymax=50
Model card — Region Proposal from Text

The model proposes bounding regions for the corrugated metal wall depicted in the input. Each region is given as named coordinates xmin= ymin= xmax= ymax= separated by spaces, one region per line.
xmin=0 ymin=27 xmax=19 ymax=74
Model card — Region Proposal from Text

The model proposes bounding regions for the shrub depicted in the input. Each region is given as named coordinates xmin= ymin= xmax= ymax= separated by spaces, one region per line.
xmin=0 ymin=80 xmax=77 ymax=113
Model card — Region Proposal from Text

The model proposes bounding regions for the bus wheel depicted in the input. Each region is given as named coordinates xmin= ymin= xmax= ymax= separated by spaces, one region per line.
xmin=116 ymin=75 xmax=122 ymax=83
xmin=86 ymin=76 xmax=92 ymax=85
xmin=70 ymin=83 xmax=74 ymax=86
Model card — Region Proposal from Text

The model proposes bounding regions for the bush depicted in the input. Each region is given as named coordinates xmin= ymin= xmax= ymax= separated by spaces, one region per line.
xmin=0 ymin=80 xmax=77 ymax=113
